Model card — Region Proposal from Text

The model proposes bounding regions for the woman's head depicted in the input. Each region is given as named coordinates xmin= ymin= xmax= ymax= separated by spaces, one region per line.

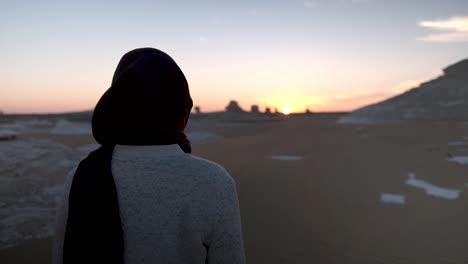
xmin=92 ymin=48 xmax=193 ymax=151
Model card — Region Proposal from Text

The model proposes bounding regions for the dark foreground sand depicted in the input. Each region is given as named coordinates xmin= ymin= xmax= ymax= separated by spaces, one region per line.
xmin=2 ymin=115 xmax=468 ymax=263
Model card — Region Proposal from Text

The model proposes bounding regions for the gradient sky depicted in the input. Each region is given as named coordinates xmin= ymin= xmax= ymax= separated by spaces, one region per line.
xmin=1 ymin=0 xmax=468 ymax=114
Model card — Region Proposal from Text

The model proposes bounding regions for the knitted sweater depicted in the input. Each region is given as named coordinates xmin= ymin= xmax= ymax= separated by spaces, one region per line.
xmin=53 ymin=144 xmax=245 ymax=264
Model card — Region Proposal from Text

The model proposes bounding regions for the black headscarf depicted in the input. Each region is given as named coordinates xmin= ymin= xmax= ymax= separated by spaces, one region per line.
xmin=92 ymin=48 xmax=193 ymax=152
xmin=63 ymin=48 xmax=193 ymax=264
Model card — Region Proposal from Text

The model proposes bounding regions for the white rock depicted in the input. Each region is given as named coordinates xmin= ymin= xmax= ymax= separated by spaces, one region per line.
xmin=448 ymin=156 xmax=468 ymax=165
xmin=271 ymin=155 xmax=304 ymax=161
xmin=380 ymin=193 xmax=406 ymax=205
xmin=0 ymin=130 xmax=17 ymax=140
xmin=405 ymin=173 xmax=461 ymax=200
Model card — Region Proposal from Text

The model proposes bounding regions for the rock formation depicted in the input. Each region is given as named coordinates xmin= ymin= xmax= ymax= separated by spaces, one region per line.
xmin=225 ymin=100 xmax=244 ymax=112
xmin=338 ymin=58 xmax=468 ymax=123
xmin=251 ymin=105 xmax=259 ymax=113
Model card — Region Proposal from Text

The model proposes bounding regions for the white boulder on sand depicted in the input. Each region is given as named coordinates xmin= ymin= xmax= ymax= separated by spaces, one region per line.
xmin=448 ymin=156 xmax=468 ymax=165
xmin=0 ymin=130 xmax=17 ymax=140
xmin=338 ymin=58 xmax=468 ymax=124
xmin=380 ymin=193 xmax=406 ymax=205
xmin=405 ymin=173 xmax=461 ymax=200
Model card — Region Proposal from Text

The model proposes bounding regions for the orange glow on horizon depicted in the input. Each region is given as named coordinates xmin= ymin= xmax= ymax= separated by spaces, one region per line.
xmin=0 ymin=93 xmax=392 ymax=114
xmin=259 ymin=93 xmax=328 ymax=114
xmin=1 ymin=84 xmax=402 ymax=114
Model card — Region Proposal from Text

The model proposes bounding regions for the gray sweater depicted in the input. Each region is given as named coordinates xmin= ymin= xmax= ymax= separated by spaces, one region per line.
xmin=53 ymin=144 xmax=245 ymax=264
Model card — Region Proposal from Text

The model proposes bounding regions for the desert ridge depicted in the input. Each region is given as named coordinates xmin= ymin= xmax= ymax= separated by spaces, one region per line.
xmin=339 ymin=58 xmax=468 ymax=124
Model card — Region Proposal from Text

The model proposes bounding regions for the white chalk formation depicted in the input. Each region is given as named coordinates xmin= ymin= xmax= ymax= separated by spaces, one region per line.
xmin=447 ymin=156 xmax=468 ymax=165
xmin=271 ymin=155 xmax=304 ymax=161
xmin=380 ymin=193 xmax=406 ymax=205
xmin=0 ymin=139 xmax=84 ymax=248
xmin=0 ymin=129 xmax=17 ymax=140
xmin=405 ymin=173 xmax=461 ymax=200
xmin=338 ymin=58 xmax=468 ymax=124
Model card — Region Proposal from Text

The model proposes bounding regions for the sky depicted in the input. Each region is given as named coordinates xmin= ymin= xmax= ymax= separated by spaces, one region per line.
xmin=1 ymin=0 xmax=468 ymax=114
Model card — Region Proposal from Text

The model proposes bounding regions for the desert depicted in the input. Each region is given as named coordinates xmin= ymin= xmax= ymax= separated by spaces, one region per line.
xmin=1 ymin=110 xmax=468 ymax=263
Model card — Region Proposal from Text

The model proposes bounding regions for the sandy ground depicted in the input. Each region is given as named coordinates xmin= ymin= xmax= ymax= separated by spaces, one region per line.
xmin=1 ymin=114 xmax=468 ymax=263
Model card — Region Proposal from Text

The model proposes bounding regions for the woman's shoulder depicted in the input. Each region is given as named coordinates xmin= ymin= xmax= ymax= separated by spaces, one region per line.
xmin=181 ymin=154 xmax=235 ymax=185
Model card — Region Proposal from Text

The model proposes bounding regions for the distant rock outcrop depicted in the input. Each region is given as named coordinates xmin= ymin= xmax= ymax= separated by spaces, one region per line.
xmin=251 ymin=105 xmax=259 ymax=114
xmin=338 ymin=58 xmax=468 ymax=123
xmin=225 ymin=100 xmax=244 ymax=112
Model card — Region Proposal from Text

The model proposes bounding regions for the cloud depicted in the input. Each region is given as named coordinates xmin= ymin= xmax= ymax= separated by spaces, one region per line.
xmin=419 ymin=16 xmax=468 ymax=31
xmin=419 ymin=16 xmax=468 ymax=42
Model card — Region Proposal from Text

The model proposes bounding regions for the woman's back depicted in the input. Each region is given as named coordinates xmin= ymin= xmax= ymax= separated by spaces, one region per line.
xmin=54 ymin=144 xmax=245 ymax=264
xmin=112 ymin=144 xmax=244 ymax=263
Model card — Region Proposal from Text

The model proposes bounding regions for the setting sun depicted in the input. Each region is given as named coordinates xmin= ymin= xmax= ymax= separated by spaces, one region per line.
xmin=260 ymin=94 xmax=329 ymax=115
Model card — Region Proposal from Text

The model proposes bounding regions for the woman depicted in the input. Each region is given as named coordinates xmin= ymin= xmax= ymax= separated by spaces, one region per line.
xmin=52 ymin=48 xmax=246 ymax=264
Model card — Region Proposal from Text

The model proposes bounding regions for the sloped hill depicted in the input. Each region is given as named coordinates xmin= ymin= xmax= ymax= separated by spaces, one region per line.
xmin=338 ymin=58 xmax=468 ymax=123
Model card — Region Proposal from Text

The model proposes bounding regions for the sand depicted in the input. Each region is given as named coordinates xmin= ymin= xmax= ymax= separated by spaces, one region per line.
xmin=196 ymin=116 xmax=468 ymax=263
xmin=1 ymin=114 xmax=468 ymax=263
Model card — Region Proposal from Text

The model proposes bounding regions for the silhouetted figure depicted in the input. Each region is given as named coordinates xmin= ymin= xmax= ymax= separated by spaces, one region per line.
xmin=53 ymin=48 xmax=245 ymax=264
xmin=225 ymin=100 xmax=244 ymax=112
xmin=194 ymin=106 xmax=201 ymax=114
xmin=265 ymin=107 xmax=272 ymax=114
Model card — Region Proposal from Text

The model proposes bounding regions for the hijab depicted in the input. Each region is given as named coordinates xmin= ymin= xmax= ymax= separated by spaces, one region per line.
xmin=63 ymin=48 xmax=193 ymax=264
xmin=92 ymin=48 xmax=193 ymax=151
